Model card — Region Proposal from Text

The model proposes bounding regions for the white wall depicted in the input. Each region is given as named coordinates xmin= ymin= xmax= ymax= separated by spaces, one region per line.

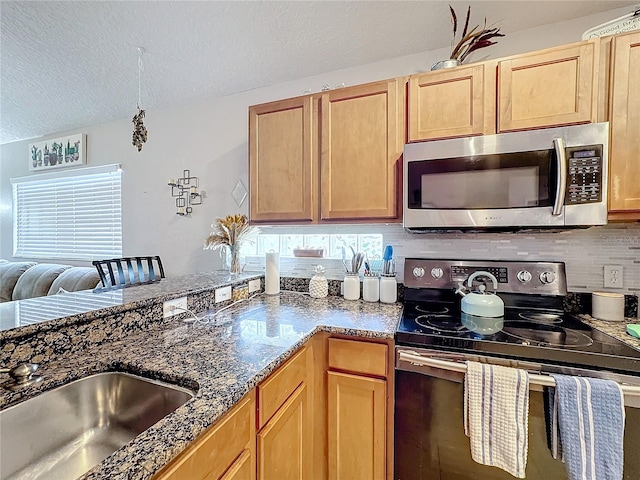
xmin=0 ymin=5 xmax=635 ymax=277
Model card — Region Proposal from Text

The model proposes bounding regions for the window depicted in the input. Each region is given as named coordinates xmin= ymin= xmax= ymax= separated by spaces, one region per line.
xmin=242 ymin=233 xmax=383 ymax=259
xmin=12 ymin=164 xmax=122 ymax=261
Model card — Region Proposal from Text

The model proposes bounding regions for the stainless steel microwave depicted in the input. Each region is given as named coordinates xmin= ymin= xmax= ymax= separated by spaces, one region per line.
xmin=403 ymin=122 xmax=609 ymax=231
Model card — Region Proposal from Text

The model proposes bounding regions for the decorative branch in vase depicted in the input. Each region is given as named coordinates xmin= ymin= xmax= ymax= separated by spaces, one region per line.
xmin=204 ymin=214 xmax=258 ymax=274
xmin=432 ymin=5 xmax=504 ymax=70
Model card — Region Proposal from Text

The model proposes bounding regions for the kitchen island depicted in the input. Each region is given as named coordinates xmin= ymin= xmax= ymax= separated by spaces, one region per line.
xmin=1 ymin=287 xmax=401 ymax=480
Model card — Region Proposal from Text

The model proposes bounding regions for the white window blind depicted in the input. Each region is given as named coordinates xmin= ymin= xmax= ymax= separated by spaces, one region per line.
xmin=11 ymin=164 xmax=122 ymax=261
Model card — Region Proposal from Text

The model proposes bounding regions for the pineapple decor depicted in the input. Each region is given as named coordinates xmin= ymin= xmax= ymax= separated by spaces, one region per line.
xmin=309 ymin=265 xmax=328 ymax=298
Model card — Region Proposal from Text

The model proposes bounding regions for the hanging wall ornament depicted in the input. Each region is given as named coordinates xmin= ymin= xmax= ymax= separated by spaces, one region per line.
xmin=132 ymin=107 xmax=147 ymax=152
xmin=132 ymin=47 xmax=148 ymax=152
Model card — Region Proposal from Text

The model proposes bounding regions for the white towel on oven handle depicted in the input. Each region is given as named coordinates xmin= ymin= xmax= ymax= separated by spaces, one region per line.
xmin=464 ymin=361 xmax=530 ymax=479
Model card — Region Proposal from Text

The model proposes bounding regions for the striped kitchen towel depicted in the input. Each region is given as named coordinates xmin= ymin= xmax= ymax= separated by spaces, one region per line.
xmin=464 ymin=361 xmax=530 ymax=478
xmin=548 ymin=375 xmax=625 ymax=480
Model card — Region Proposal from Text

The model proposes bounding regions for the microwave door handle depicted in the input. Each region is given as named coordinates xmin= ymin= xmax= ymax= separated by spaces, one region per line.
xmin=552 ymin=138 xmax=568 ymax=216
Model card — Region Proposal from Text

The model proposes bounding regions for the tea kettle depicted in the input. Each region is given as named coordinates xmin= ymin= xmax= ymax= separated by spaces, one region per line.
xmin=456 ymin=271 xmax=505 ymax=318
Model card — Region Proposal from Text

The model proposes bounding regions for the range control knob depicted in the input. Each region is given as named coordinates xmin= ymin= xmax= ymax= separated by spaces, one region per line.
xmin=539 ymin=271 xmax=556 ymax=284
xmin=412 ymin=267 xmax=425 ymax=278
xmin=431 ymin=267 xmax=444 ymax=279
xmin=516 ymin=270 xmax=532 ymax=283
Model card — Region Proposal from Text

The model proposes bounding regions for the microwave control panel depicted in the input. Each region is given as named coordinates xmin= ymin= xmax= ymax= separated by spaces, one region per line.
xmin=565 ymin=145 xmax=603 ymax=205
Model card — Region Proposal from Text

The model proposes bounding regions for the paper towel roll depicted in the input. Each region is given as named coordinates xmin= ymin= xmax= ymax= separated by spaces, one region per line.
xmin=265 ymin=252 xmax=280 ymax=295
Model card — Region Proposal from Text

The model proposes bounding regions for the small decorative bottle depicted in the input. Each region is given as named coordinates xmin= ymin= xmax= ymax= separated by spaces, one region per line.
xmin=309 ymin=265 xmax=329 ymax=298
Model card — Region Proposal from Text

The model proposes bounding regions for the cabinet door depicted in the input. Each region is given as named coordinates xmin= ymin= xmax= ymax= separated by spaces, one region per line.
xmin=608 ymin=32 xmax=640 ymax=218
xmin=258 ymin=383 xmax=312 ymax=480
xmin=320 ymin=79 xmax=404 ymax=221
xmin=408 ymin=63 xmax=495 ymax=141
xmin=328 ymin=371 xmax=386 ymax=480
xmin=249 ymin=96 xmax=317 ymax=222
xmin=216 ymin=449 xmax=254 ymax=480
xmin=498 ymin=41 xmax=598 ymax=131
xmin=154 ymin=391 xmax=255 ymax=480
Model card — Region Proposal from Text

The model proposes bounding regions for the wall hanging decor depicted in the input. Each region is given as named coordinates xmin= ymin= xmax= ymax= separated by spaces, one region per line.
xmin=29 ymin=133 xmax=86 ymax=171
xmin=168 ymin=169 xmax=203 ymax=216
xmin=132 ymin=47 xmax=148 ymax=152
xmin=432 ymin=5 xmax=504 ymax=70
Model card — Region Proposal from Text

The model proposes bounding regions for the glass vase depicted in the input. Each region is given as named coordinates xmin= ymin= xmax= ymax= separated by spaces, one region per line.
xmin=224 ymin=245 xmax=242 ymax=275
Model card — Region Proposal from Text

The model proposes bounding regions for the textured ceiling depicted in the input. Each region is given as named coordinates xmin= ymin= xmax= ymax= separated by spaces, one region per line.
xmin=1 ymin=1 xmax=636 ymax=144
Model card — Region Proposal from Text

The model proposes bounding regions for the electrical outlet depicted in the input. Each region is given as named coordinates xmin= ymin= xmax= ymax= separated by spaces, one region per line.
xmin=604 ymin=265 xmax=624 ymax=288
xmin=248 ymin=279 xmax=261 ymax=293
xmin=215 ymin=286 xmax=232 ymax=303
xmin=163 ymin=296 xmax=187 ymax=318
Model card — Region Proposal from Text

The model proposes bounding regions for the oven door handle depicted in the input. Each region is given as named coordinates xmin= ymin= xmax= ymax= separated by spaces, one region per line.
xmin=552 ymin=137 xmax=567 ymax=216
xmin=397 ymin=349 xmax=640 ymax=408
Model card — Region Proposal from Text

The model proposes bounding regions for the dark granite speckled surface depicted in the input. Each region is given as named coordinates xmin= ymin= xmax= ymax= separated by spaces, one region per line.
xmin=1 ymin=291 xmax=401 ymax=480
xmin=577 ymin=313 xmax=640 ymax=351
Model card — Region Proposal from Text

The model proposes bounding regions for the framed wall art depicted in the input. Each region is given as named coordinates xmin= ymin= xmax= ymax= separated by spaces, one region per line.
xmin=29 ymin=133 xmax=86 ymax=171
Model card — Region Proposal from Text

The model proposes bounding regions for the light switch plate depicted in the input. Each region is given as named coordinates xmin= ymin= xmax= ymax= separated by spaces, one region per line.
xmin=163 ymin=297 xmax=187 ymax=318
xmin=248 ymin=279 xmax=261 ymax=293
xmin=215 ymin=286 xmax=232 ymax=303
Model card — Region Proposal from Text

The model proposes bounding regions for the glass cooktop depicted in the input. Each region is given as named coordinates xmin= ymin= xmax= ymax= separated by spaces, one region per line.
xmin=397 ymin=300 xmax=640 ymax=374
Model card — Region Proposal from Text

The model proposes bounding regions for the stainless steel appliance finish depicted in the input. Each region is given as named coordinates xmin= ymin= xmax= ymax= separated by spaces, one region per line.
xmin=403 ymin=122 xmax=609 ymax=230
xmin=394 ymin=258 xmax=640 ymax=480
xmin=404 ymin=258 xmax=567 ymax=295
xmin=0 ymin=372 xmax=195 ymax=480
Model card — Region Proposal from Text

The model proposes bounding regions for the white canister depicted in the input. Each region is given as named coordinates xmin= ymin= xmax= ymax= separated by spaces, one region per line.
xmin=362 ymin=275 xmax=380 ymax=302
xmin=379 ymin=274 xmax=397 ymax=304
xmin=343 ymin=274 xmax=360 ymax=301
xmin=592 ymin=291 xmax=625 ymax=321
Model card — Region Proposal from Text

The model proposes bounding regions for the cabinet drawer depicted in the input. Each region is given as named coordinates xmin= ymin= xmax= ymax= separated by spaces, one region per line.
xmin=155 ymin=391 xmax=254 ymax=480
xmin=328 ymin=338 xmax=387 ymax=377
xmin=258 ymin=346 xmax=307 ymax=429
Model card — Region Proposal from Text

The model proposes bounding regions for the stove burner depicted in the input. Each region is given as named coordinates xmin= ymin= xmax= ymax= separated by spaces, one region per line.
xmin=518 ymin=311 xmax=563 ymax=324
xmin=502 ymin=322 xmax=593 ymax=347
xmin=415 ymin=305 xmax=450 ymax=315
xmin=415 ymin=315 xmax=467 ymax=334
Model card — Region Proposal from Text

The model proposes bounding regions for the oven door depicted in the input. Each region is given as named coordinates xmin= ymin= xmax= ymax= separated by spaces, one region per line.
xmin=394 ymin=347 xmax=640 ymax=480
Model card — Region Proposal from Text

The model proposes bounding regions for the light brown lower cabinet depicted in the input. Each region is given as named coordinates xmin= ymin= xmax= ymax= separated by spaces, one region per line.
xmin=328 ymin=371 xmax=387 ymax=480
xmin=218 ymin=449 xmax=253 ymax=480
xmin=153 ymin=335 xmax=393 ymax=480
xmin=258 ymin=382 xmax=312 ymax=480
xmin=153 ymin=390 xmax=256 ymax=480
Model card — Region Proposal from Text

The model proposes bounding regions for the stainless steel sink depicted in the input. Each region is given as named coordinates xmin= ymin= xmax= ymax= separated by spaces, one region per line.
xmin=0 ymin=371 xmax=195 ymax=480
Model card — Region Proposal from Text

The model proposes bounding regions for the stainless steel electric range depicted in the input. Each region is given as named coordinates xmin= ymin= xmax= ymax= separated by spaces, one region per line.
xmin=394 ymin=258 xmax=640 ymax=480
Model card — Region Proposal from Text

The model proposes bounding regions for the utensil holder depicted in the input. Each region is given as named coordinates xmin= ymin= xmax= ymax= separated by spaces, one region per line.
xmin=380 ymin=274 xmax=397 ymax=304
xmin=343 ymin=274 xmax=360 ymax=301
xmin=363 ymin=275 xmax=380 ymax=302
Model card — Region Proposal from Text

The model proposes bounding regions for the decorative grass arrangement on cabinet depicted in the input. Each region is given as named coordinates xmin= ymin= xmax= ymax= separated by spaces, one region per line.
xmin=204 ymin=214 xmax=258 ymax=274
xmin=448 ymin=4 xmax=504 ymax=63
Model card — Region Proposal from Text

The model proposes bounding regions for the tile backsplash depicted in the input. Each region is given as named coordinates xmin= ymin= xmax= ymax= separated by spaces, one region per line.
xmin=245 ymin=223 xmax=640 ymax=296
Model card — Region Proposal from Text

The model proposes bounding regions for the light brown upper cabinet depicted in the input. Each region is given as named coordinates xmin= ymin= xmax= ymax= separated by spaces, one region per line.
xmin=608 ymin=31 xmax=640 ymax=220
xmin=498 ymin=40 xmax=599 ymax=132
xmin=320 ymin=79 xmax=404 ymax=221
xmin=249 ymin=78 xmax=404 ymax=224
xmin=249 ymin=96 xmax=316 ymax=223
xmin=408 ymin=63 xmax=495 ymax=141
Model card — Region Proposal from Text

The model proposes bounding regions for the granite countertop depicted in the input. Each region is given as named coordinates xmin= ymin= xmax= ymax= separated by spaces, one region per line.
xmin=0 ymin=271 xmax=262 ymax=335
xmin=577 ymin=313 xmax=640 ymax=351
xmin=3 ymin=292 xmax=402 ymax=480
